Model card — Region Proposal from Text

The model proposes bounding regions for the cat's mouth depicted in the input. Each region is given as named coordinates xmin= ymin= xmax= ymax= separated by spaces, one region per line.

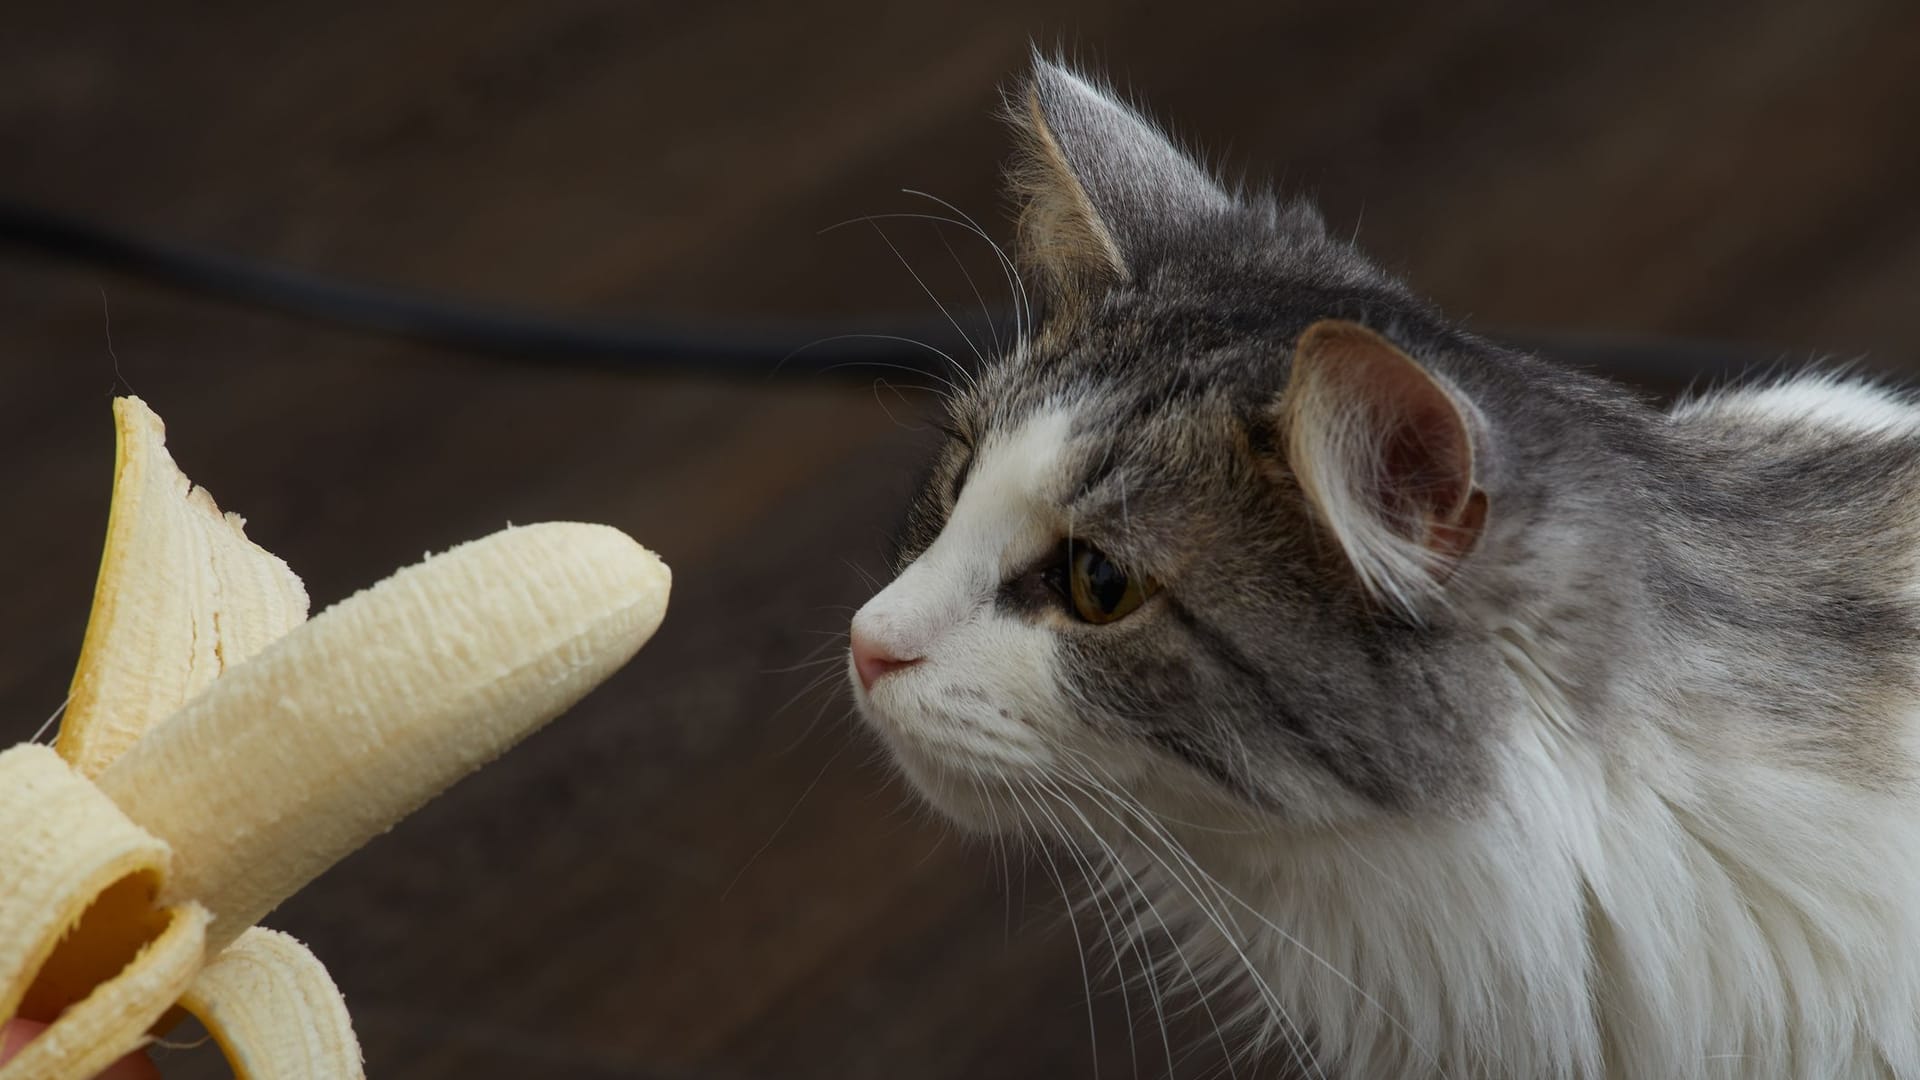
xmin=855 ymin=673 xmax=1054 ymax=833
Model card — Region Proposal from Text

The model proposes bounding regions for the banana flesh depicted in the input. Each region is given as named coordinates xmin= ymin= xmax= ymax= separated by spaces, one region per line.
xmin=0 ymin=397 xmax=671 ymax=1078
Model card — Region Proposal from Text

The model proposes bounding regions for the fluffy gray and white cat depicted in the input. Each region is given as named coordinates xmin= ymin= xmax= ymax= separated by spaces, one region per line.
xmin=848 ymin=58 xmax=1920 ymax=1079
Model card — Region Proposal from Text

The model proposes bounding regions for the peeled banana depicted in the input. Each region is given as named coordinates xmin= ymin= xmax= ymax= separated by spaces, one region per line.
xmin=0 ymin=397 xmax=671 ymax=1078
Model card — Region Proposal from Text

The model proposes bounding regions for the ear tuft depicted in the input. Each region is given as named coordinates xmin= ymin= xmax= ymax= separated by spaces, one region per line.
xmin=1281 ymin=320 xmax=1487 ymax=615
xmin=1005 ymin=58 xmax=1233 ymax=324
xmin=1006 ymin=70 xmax=1128 ymax=314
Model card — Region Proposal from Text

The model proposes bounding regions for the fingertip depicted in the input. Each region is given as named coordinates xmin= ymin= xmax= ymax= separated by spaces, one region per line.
xmin=0 ymin=1018 xmax=45 ymax=1063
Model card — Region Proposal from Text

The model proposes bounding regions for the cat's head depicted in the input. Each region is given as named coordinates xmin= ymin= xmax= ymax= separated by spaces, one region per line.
xmin=850 ymin=59 xmax=1607 ymax=835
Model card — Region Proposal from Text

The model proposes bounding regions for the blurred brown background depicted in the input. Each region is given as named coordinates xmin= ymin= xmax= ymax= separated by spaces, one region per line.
xmin=3 ymin=2 xmax=1919 ymax=1077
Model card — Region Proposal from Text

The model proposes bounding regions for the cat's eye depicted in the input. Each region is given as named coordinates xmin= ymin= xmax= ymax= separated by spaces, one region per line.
xmin=941 ymin=425 xmax=974 ymax=508
xmin=1067 ymin=544 xmax=1153 ymax=624
xmin=947 ymin=450 xmax=973 ymax=507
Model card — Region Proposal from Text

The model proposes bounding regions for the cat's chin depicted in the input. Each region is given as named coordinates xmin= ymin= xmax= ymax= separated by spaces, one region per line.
xmin=878 ymin=738 xmax=1035 ymax=836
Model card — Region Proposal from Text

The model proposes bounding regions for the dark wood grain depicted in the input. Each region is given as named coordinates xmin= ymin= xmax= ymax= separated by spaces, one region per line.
xmin=2 ymin=3 xmax=1918 ymax=1077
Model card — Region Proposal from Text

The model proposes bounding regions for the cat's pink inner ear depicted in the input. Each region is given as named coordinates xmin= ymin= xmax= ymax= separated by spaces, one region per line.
xmin=1285 ymin=320 xmax=1486 ymax=566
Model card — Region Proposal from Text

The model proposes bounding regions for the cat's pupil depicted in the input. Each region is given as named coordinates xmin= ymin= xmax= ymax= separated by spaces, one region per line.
xmin=1086 ymin=552 xmax=1128 ymax=610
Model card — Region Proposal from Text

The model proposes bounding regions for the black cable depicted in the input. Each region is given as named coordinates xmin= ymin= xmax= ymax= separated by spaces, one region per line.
xmin=0 ymin=200 xmax=998 ymax=380
xmin=0 ymin=199 xmax=1798 ymax=390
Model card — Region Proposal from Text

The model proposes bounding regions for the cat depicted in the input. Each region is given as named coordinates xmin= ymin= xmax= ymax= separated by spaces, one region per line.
xmin=848 ymin=55 xmax=1920 ymax=1080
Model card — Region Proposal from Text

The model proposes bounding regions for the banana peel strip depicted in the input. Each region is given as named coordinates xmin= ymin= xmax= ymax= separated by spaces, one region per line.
xmin=0 ymin=745 xmax=209 ymax=1080
xmin=0 ymin=746 xmax=171 ymax=1026
xmin=59 ymin=398 xmax=309 ymax=780
xmin=179 ymin=929 xmax=364 ymax=1080
xmin=0 ymin=903 xmax=207 ymax=1080
xmin=1 ymin=397 xmax=672 ymax=1077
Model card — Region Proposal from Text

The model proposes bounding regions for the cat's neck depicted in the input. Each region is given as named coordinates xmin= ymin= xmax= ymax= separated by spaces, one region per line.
xmin=1122 ymin=690 xmax=1920 ymax=1079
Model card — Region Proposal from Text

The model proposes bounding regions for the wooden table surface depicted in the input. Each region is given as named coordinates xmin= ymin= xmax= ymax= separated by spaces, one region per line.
xmin=3 ymin=3 xmax=1919 ymax=1077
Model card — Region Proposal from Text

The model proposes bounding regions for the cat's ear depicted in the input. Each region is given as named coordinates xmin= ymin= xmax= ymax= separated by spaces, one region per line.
xmin=1008 ymin=58 xmax=1233 ymax=319
xmin=1279 ymin=319 xmax=1488 ymax=613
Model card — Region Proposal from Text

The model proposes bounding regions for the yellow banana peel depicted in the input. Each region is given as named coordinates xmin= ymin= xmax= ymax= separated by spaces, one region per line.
xmin=1 ymin=398 xmax=671 ymax=1078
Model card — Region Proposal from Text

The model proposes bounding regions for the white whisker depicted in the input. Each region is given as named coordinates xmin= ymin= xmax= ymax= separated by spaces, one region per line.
xmin=1049 ymin=763 xmax=1325 ymax=1080
xmin=1009 ymin=779 xmax=1103 ymax=1080
xmin=1034 ymin=771 xmax=1236 ymax=1080
xmin=822 ymin=204 xmax=1027 ymax=349
xmin=721 ymin=740 xmax=850 ymax=901
xmin=931 ymin=221 xmax=1002 ymax=358
xmin=903 ymin=188 xmax=1033 ymax=344
xmin=1029 ymin=779 xmax=1141 ymax=1078
xmin=773 ymin=339 xmax=967 ymax=399
xmin=864 ymin=220 xmax=986 ymax=378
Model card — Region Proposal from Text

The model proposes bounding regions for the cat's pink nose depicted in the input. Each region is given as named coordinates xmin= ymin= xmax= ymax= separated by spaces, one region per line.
xmin=851 ymin=629 xmax=920 ymax=692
